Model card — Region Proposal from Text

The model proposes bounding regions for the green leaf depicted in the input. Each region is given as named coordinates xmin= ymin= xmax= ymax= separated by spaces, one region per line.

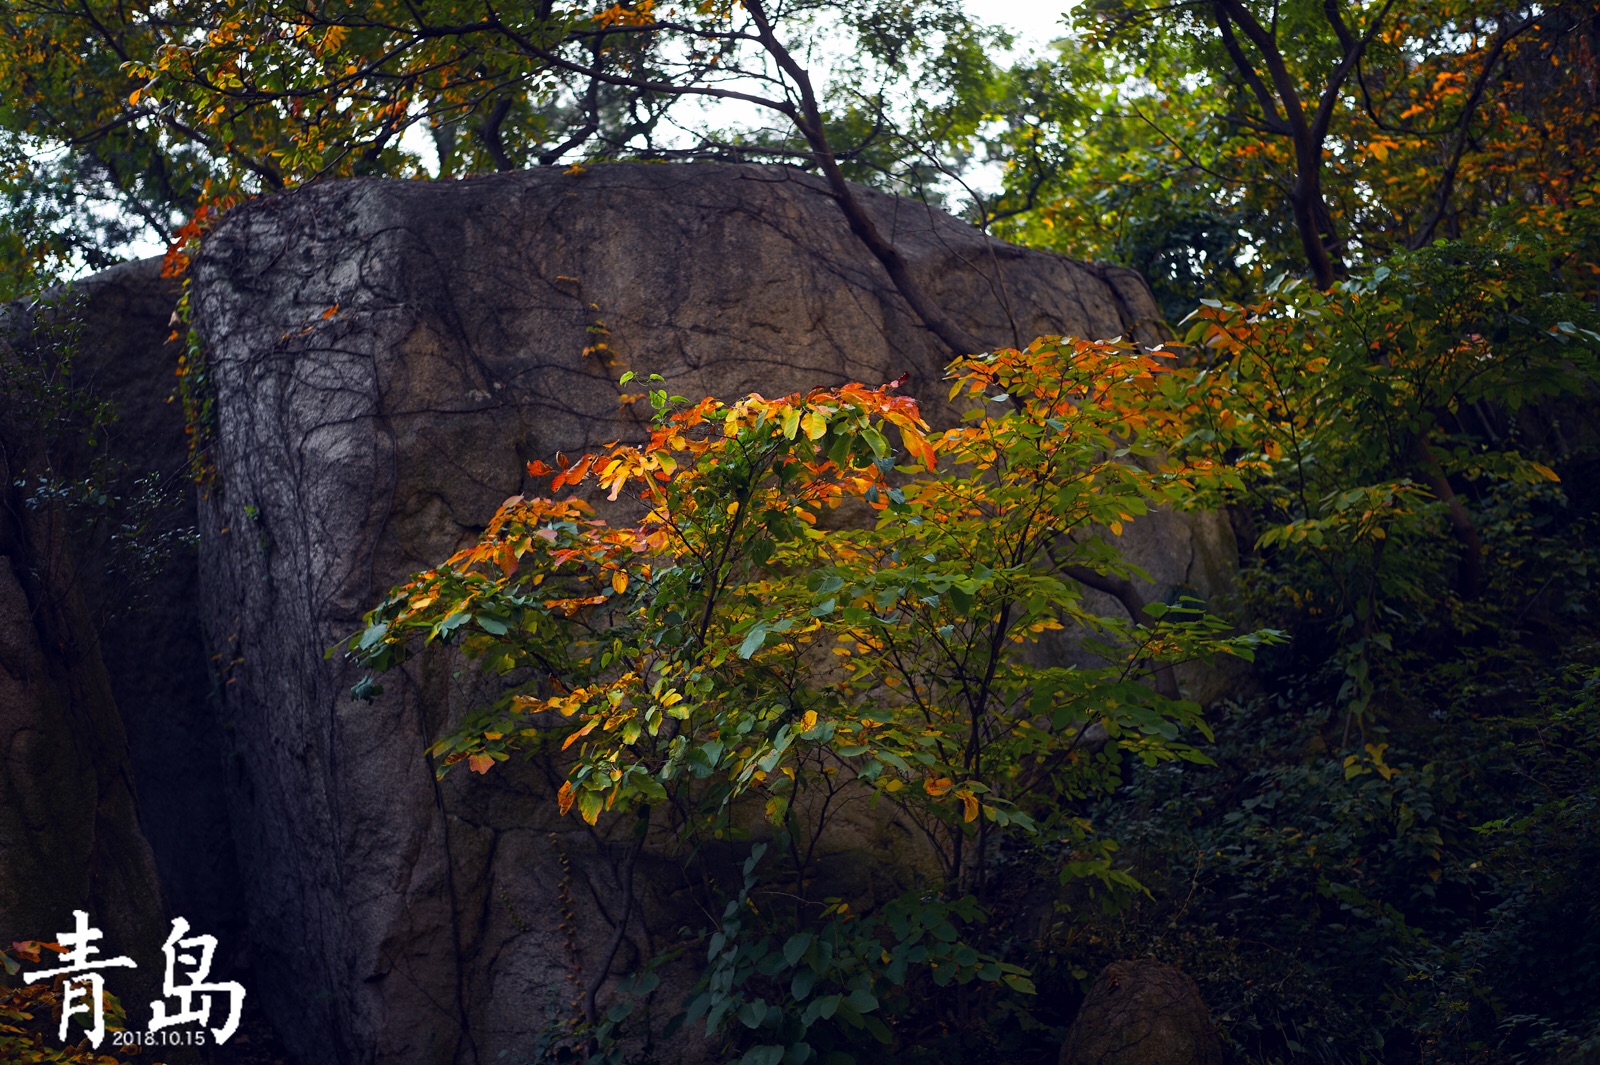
xmin=844 ymin=987 xmax=877 ymax=1014
xmin=739 ymin=622 xmax=770 ymax=659
xmin=784 ymin=932 xmax=814 ymax=967
xmin=1002 ymin=973 xmax=1037 ymax=994
xmin=739 ymin=1046 xmax=785 ymax=1065
xmin=783 ymin=1044 xmax=815 ymax=1065
xmin=805 ymin=995 xmax=841 ymax=1023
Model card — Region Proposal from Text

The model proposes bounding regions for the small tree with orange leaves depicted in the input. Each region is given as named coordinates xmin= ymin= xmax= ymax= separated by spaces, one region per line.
xmin=350 ymin=338 xmax=1275 ymax=1056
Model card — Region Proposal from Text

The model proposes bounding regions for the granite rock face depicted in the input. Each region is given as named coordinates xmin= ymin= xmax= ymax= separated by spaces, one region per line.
xmin=1058 ymin=959 xmax=1224 ymax=1065
xmin=185 ymin=162 xmax=1234 ymax=1064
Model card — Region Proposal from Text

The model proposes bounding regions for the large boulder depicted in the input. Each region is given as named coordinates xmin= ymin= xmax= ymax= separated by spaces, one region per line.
xmin=186 ymin=161 xmax=1233 ymax=1064
xmin=1059 ymin=959 xmax=1225 ymax=1065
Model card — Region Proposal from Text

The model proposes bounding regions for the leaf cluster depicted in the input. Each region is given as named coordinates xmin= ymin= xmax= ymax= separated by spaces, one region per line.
xmin=351 ymin=340 xmax=1277 ymax=1058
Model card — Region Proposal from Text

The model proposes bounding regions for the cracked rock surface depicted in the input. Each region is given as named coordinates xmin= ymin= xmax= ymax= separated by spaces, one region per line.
xmin=1059 ymin=959 xmax=1224 ymax=1065
xmin=187 ymin=162 xmax=1233 ymax=1065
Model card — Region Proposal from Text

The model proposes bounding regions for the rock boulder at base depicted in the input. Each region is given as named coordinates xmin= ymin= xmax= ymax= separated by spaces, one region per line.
xmin=188 ymin=161 xmax=1234 ymax=1065
xmin=1059 ymin=959 xmax=1225 ymax=1065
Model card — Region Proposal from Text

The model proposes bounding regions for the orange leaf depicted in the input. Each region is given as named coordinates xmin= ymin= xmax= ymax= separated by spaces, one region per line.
xmin=555 ymin=454 xmax=594 ymax=489
xmin=562 ymin=719 xmax=599 ymax=749
xmin=468 ymin=754 xmax=495 ymax=774
xmin=557 ymin=780 xmax=575 ymax=816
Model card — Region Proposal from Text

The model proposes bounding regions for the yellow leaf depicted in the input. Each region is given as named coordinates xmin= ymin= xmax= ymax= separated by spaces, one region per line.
xmin=957 ymin=789 xmax=979 ymax=822
xmin=1531 ymin=462 xmax=1560 ymax=482
xmin=612 ymin=570 xmax=629 ymax=594
xmin=802 ymin=409 xmax=828 ymax=441
xmin=800 ymin=709 xmax=818 ymax=731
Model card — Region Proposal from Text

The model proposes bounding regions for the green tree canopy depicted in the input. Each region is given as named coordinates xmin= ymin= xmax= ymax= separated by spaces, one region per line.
xmin=992 ymin=1 xmax=1600 ymax=314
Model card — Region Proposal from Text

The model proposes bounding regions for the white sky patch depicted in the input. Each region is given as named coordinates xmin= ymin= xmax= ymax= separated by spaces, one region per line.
xmin=964 ymin=0 xmax=1077 ymax=59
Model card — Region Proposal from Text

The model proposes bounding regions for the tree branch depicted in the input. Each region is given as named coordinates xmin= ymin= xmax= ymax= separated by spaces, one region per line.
xmin=1060 ymin=564 xmax=1181 ymax=700
xmin=1215 ymin=8 xmax=1288 ymax=133
xmin=742 ymin=0 xmax=986 ymax=358
xmin=478 ymin=95 xmax=516 ymax=171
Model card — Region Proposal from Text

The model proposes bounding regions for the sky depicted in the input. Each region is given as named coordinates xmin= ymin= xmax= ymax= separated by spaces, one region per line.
xmin=964 ymin=0 xmax=1078 ymax=57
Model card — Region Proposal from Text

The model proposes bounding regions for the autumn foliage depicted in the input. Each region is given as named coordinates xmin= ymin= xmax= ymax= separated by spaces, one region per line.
xmin=355 ymin=339 xmax=1270 ymax=896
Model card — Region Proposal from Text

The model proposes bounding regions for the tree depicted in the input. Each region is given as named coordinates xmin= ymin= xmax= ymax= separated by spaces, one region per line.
xmin=999 ymin=1 xmax=1600 ymax=301
xmin=1171 ymin=237 xmax=1598 ymax=724
xmin=987 ymin=1 xmax=1600 ymax=604
xmin=350 ymin=339 xmax=1274 ymax=1056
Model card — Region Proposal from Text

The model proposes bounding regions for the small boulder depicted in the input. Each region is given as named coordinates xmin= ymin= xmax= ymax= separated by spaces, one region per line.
xmin=1059 ymin=959 xmax=1223 ymax=1065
